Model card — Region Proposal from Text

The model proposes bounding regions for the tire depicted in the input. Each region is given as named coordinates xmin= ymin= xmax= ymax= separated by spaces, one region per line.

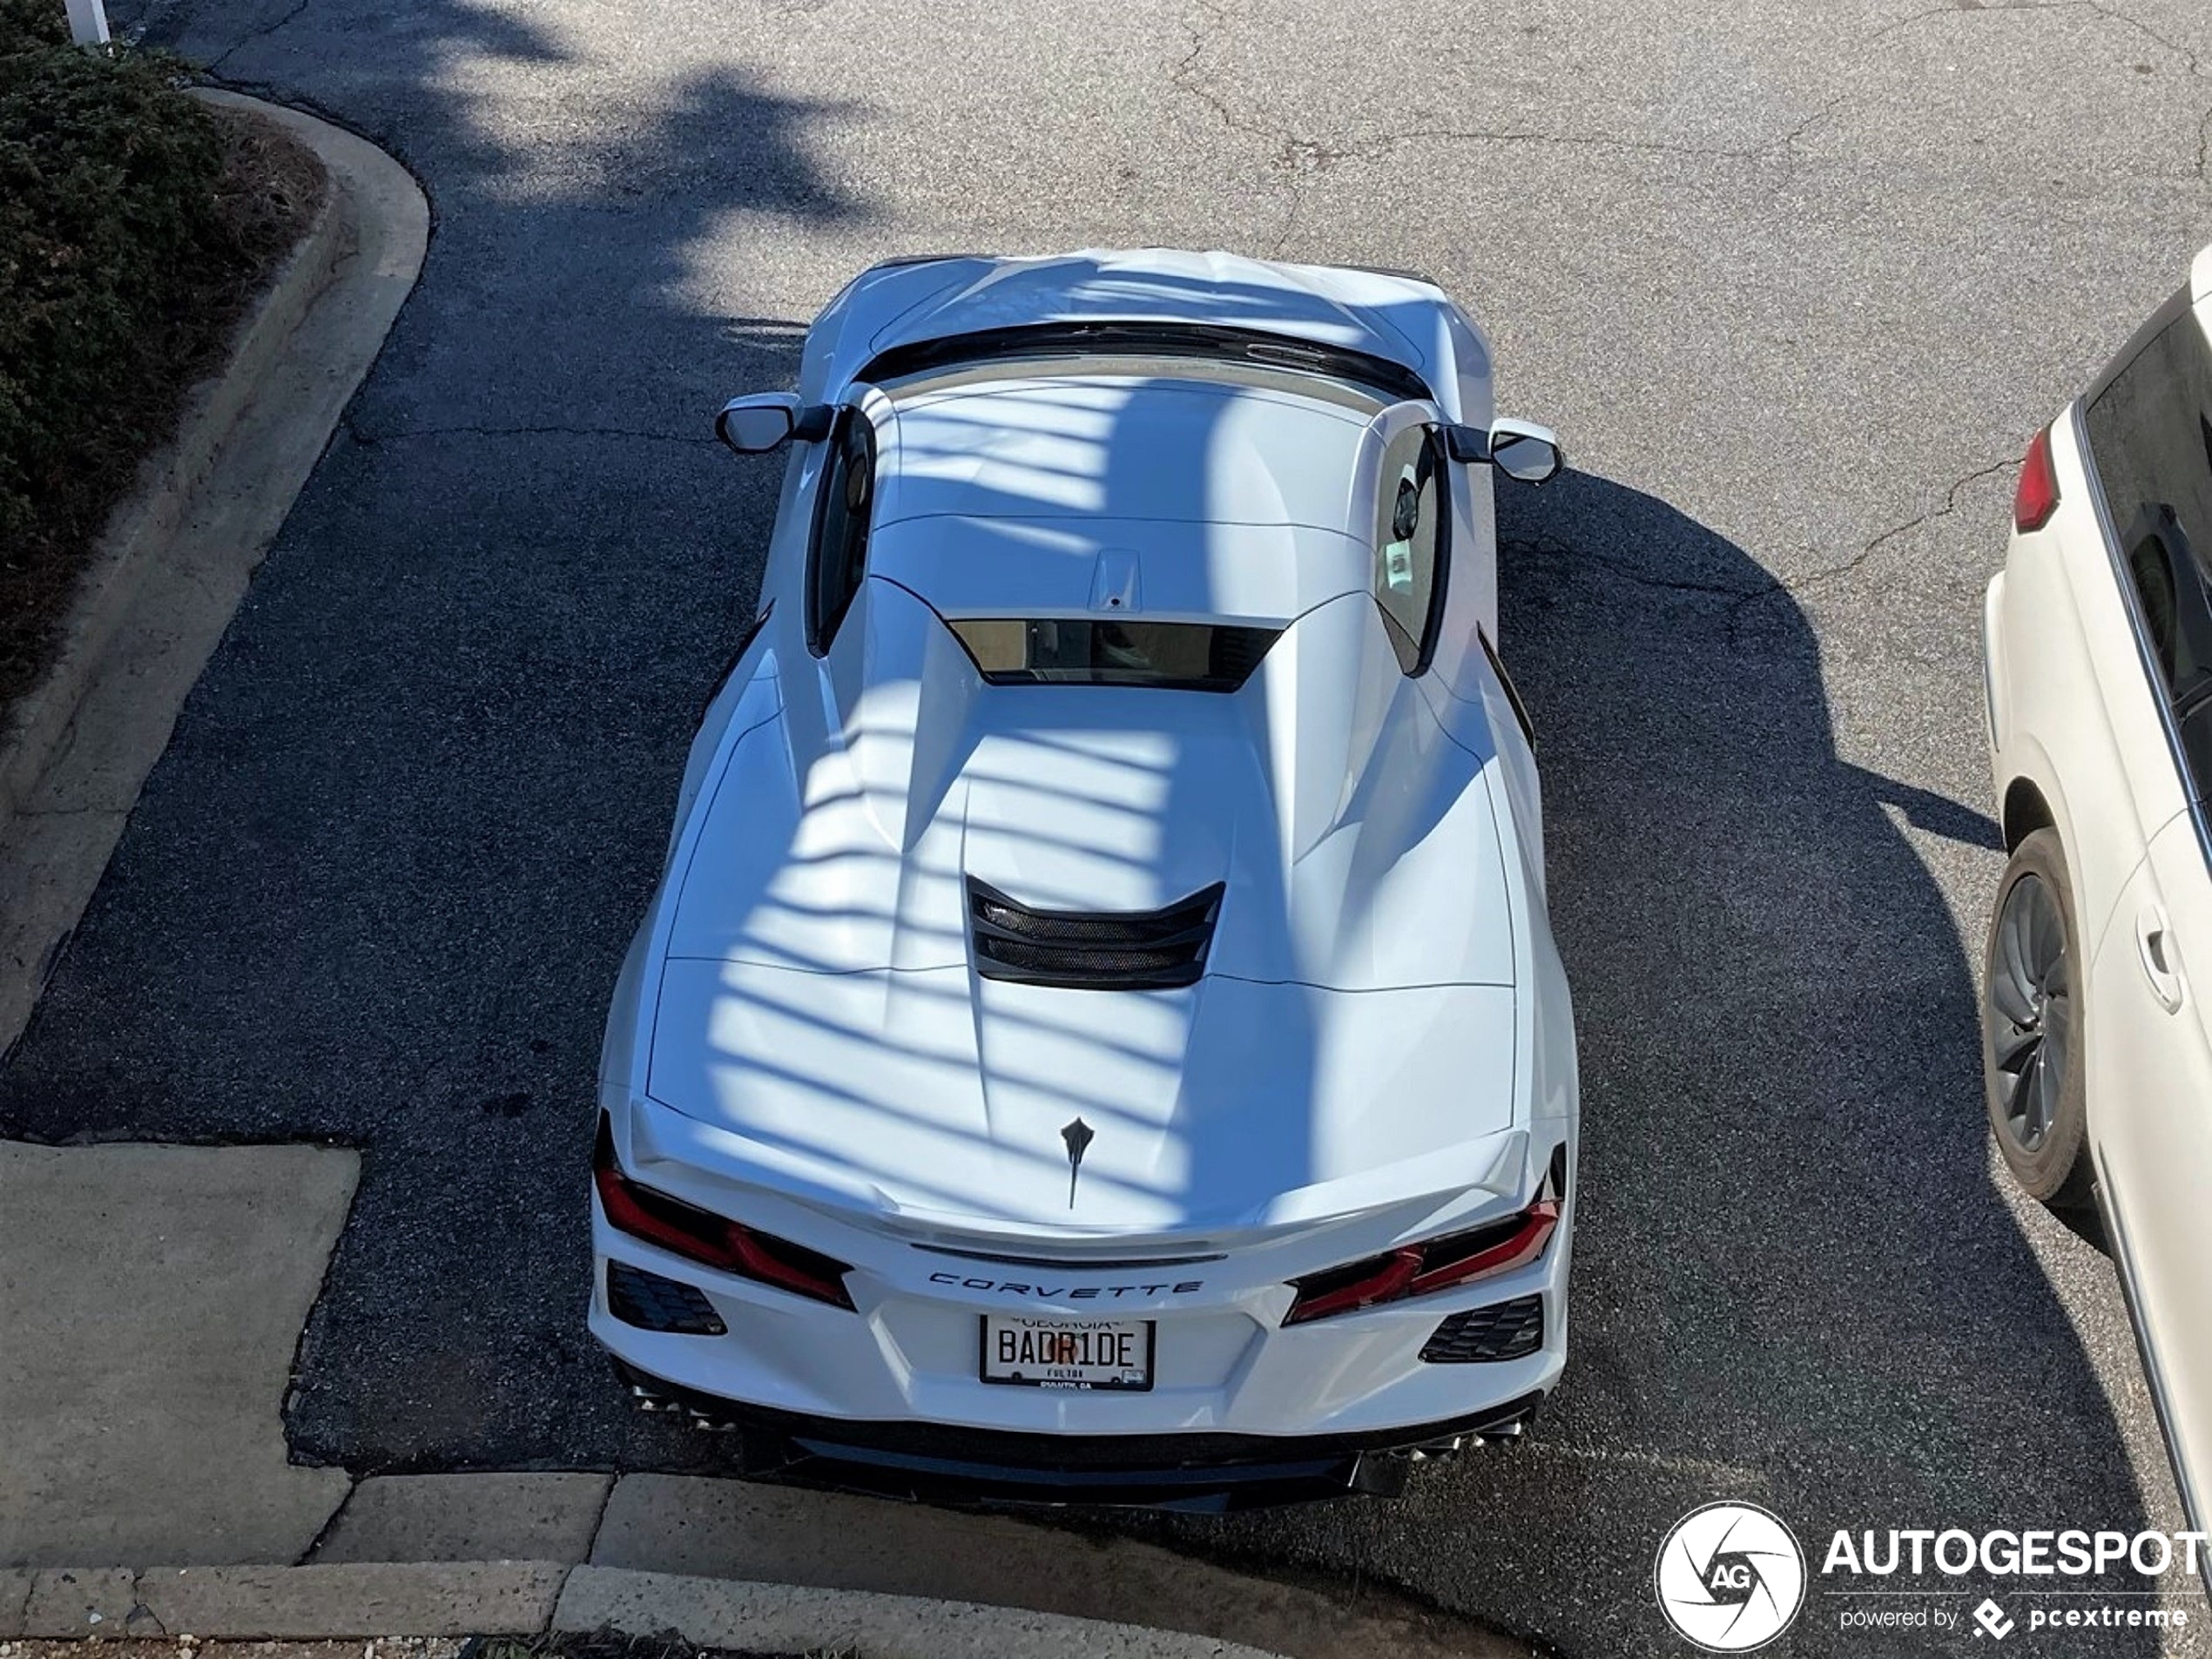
xmin=1981 ymin=827 xmax=2094 ymax=1210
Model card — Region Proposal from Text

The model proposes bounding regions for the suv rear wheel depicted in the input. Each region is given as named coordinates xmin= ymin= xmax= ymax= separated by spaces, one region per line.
xmin=1981 ymin=828 xmax=2093 ymax=1209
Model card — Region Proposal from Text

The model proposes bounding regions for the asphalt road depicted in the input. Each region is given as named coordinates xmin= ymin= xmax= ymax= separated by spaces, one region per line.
xmin=5 ymin=0 xmax=2209 ymax=1652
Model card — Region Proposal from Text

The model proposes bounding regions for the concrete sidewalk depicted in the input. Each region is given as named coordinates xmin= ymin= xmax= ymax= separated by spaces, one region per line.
xmin=0 ymin=1143 xmax=359 ymax=1565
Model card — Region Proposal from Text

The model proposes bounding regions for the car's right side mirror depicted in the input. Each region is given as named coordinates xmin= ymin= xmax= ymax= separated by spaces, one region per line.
xmin=1444 ymin=419 xmax=1564 ymax=485
xmin=716 ymin=393 xmax=833 ymax=454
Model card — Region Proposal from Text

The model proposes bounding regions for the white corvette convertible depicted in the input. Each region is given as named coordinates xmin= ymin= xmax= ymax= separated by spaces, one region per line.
xmin=590 ymin=250 xmax=1580 ymax=1507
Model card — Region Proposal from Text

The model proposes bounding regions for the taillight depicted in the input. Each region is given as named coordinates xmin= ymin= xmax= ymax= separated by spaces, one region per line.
xmin=2013 ymin=424 xmax=2060 ymax=533
xmin=1284 ymin=1196 xmax=1561 ymax=1326
xmin=592 ymin=1118 xmax=854 ymax=1310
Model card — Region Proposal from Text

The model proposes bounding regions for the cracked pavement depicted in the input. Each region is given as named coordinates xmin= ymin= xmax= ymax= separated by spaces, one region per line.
xmin=4 ymin=0 xmax=2210 ymax=1651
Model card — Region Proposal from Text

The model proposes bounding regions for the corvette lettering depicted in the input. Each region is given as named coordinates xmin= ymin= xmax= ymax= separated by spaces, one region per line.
xmin=928 ymin=1271 xmax=1204 ymax=1298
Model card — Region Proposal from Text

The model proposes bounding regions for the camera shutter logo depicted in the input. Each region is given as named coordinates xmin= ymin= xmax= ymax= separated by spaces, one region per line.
xmin=1654 ymin=1502 xmax=1807 ymax=1651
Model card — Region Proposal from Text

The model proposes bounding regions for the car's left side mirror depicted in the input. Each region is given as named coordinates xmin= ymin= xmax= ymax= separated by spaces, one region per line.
xmin=1444 ymin=418 xmax=1564 ymax=485
xmin=717 ymin=393 xmax=832 ymax=454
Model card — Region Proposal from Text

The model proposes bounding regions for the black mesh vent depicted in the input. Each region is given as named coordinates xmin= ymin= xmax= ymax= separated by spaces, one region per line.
xmin=968 ymin=879 xmax=1224 ymax=990
xmin=608 ymin=1261 xmax=726 ymax=1336
xmin=1420 ymin=1294 xmax=1544 ymax=1364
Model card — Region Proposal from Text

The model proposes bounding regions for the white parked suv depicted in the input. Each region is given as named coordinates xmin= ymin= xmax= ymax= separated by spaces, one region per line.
xmin=1981 ymin=239 xmax=2212 ymax=1527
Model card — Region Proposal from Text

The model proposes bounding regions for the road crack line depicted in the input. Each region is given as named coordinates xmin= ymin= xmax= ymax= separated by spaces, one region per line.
xmin=1168 ymin=0 xmax=1851 ymax=199
xmin=1720 ymin=455 xmax=2017 ymax=645
xmin=1871 ymin=0 xmax=2209 ymax=182
xmin=205 ymin=0 xmax=314 ymax=72
xmin=1507 ymin=454 xmax=2016 ymax=655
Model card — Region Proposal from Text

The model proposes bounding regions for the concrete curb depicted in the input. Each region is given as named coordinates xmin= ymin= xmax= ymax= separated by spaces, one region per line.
xmin=0 ymin=1563 xmax=1285 ymax=1657
xmin=558 ymin=1567 xmax=1279 ymax=1659
xmin=0 ymin=1540 xmax=1533 ymax=1659
xmin=6 ymin=1564 xmax=563 ymax=1640
xmin=577 ymin=1474 xmax=1527 ymax=1659
xmin=0 ymin=91 xmax=427 ymax=1054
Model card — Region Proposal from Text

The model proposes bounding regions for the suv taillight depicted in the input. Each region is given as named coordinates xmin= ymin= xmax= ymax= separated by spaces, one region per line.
xmin=2013 ymin=424 xmax=2060 ymax=533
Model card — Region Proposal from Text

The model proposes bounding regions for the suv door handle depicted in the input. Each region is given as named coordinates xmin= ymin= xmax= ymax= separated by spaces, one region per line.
xmin=2136 ymin=905 xmax=2186 ymax=1014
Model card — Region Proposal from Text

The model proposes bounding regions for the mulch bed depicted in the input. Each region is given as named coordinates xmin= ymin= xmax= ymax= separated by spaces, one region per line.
xmin=0 ymin=34 xmax=325 ymax=721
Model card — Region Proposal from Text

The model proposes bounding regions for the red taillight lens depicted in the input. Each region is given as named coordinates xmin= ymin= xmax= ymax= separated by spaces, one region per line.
xmin=1283 ymin=1198 xmax=1561 ymax=1326
xmin=592 ymin=1118 xmax=854 ymax=1310
xmin=2013 ymin=424 xmax=2060 ymax=533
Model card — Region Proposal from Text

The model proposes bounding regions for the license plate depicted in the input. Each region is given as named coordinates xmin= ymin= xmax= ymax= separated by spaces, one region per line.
xmin=980 ymin=1313 xmax=1154 ymax=1391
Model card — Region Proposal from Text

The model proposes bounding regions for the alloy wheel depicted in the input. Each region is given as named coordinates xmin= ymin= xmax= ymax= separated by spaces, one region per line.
xmin=1987 ymin=871 xmax=2071 ymax=1153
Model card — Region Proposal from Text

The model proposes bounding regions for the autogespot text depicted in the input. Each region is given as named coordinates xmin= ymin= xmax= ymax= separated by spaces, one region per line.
xmin=1824 ymin=1527 xmax=2209 ymax=1578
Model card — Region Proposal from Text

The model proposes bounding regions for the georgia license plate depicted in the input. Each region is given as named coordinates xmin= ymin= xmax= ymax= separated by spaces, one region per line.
xmin=980 ymin=1312 xmax=1155 ymax=1391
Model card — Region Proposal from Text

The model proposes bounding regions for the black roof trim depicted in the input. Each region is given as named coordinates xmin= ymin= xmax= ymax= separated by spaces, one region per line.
xmin=860 ymin=320 xmax=1433 ymax=404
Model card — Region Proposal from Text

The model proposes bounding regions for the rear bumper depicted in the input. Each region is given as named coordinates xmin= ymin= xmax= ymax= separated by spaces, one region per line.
xmin=590 ymin=1099 xmax=1574 ymax=1506
xmin=591 ymin=1116 xmax=1572 ymax=1447
xmin=612 ymin=1358 xmax=1544 ymax=1509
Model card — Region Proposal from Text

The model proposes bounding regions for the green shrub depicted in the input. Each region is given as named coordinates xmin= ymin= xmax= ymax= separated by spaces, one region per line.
xmin=0 ymin=0 xmax=67 ymax=50
xmin=0 ymin=15 xmax=226 ymax=560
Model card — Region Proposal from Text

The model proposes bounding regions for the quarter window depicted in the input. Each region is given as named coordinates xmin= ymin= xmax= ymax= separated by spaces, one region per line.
xmin=806 ymin=408 xmax=876 ymax=655
xmin=1372 ymin=426 xmax=1447 ymax=674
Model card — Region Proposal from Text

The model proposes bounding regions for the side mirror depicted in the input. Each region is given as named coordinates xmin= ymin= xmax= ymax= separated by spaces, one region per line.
xmin=716 ymin=394 xmax=833 ymax=454
xmin=1491 ymin=419 xmax=1562 ymax=485
xmin=1442 ymin=418 xmax=1565 ymax=485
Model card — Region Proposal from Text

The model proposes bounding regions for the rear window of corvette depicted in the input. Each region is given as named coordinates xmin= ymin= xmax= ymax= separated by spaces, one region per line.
xmin=945 ymin=617 xmax=1279 ymax=691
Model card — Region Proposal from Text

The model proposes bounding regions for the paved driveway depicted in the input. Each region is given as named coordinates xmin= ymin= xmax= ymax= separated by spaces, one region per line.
xmin=6 ymin=0 xmax=2209 ymax=1651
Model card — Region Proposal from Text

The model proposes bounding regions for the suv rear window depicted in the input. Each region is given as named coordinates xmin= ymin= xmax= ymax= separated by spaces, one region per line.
xmin=945 ymin=617 xmax=1278 ymax=691
xmin=2084 ymin=293 xmax=2212 ymax=792
xmin=2084 ymin=294 xmax=2212 ymax=701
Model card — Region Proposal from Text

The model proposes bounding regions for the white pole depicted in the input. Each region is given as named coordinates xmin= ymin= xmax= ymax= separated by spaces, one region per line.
xmin=64 ymin=0 xmax=110 ymax=45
